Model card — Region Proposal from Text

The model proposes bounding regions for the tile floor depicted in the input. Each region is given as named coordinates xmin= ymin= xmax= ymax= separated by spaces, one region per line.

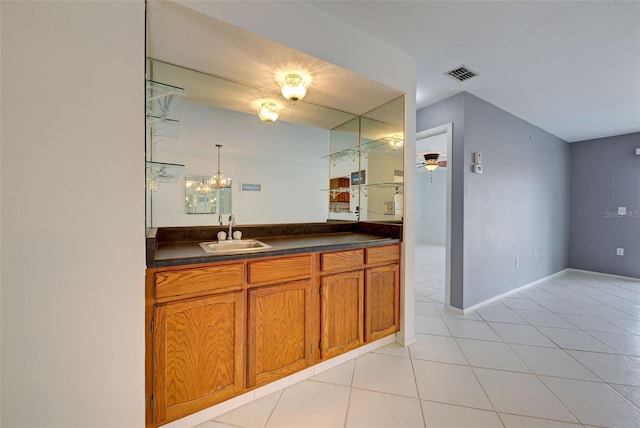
xmin=200 ymin=243 xmax=640 ymax=428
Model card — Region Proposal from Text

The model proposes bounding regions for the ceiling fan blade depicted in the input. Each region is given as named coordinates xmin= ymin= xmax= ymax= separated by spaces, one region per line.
xmin=438 ymin=161 xmax=447 ymax=167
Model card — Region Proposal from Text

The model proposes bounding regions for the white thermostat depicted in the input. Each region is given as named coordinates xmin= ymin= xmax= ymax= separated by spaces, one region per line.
xmin=474 ymin=152 xmax=482 ymax=164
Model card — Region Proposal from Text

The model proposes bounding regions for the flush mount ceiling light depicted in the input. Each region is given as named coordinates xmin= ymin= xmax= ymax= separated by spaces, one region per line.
xmin=387 ymin=134 xmax=404 ymax=151
xmin=258 ymin=101 xmax=280 ymax=123
xmin=208 ymin=144 xmax=229 ymax=189
xmin=280 ymin=73 xmax=307 ymax=103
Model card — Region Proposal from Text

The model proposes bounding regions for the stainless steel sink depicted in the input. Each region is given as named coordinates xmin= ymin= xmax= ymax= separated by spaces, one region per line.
xmin=199 ymin=239 xmax=272 ymax=254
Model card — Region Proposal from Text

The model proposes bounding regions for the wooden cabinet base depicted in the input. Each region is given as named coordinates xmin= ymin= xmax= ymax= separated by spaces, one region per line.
xmin=248 ymin=280 xmax=312 ymax=388
xmin=152 ymin=291 xmax=244 ymax=424
xmin=146 ymin=244 xmax=400 ymax=427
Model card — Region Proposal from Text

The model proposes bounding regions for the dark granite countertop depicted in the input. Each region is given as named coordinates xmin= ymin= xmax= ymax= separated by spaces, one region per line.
xmin=147 ymin=221 xmax=402 ymax=268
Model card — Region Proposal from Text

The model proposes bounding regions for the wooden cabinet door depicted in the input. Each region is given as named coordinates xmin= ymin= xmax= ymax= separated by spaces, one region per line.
xmin=320 ymin=270 xmax=364 ymax=359
xmin=365 ymin=264 xmax=400 ymax=342
xmin=247 ymin=280 xmax=312 ymax=388
xmin=153 ymin=291 xmax=244 ymax=424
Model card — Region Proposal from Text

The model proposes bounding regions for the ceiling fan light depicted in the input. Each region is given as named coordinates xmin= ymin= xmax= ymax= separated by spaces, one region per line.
xmin=424 ymin=163 xmax=438 ymax=172
xmin=258 ymin=101 xmax=279 ymax=123
xmin=281 ymin=73 xmax=307 ymax=102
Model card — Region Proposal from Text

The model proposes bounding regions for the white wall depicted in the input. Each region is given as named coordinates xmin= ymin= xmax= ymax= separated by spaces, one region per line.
xmin=152 ymin=100 xmax=329 ymax=226
xmin=415 ymin=167 xmax=447 ymax=244
xmin=1 ymin=1 xmax=144 ymax=426
xmin=1 ymin=2 xmax=416 ymax=426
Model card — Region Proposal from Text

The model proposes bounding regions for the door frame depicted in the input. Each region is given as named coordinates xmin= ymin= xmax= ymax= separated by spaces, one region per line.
xmin=416 ymin=123 xmax=453 ymax=309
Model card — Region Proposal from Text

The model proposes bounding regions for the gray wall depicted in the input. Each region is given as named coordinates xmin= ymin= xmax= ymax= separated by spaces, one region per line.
xmin=416 ymin=166 xmax=447 ymax=245
xmin=417 ymin=92 xmax=571 ymax=309
xmin=569 ymin=132 xmax=640 ymax=278
xmin=416 ymin=93 xmax=465 ymax=308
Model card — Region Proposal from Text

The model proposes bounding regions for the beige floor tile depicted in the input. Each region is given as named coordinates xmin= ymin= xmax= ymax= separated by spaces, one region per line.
xmin=352 ymin=352 xmax=418 ymax=397
xmin=214 ymin=391 xmax=281 ymax=427
xmin=194 ymin=421 xmax=239 ymax=428
xmin=567 ymin=350 xmax=640 ymax=385
xmin=536 ymin=326 xmax=615 ymax=353
xmin=443 ymin=318 xmax=502 ymax=341
xmin=309 ymin=359 xmax=355 ymax=387
xmin=541 ymin=376 xmax=640 ymax=428
xmin=498 ymin=413 xmax=582 ymax=427
xmin=372 ymin=342 xmax=411 ymax=358
xmin=415 ymin=315 xmax=451 ymax=336
xmin=413 ymin=360 xmax=493 ymax=410
xmin=422 ymin=401 xmax=502 ymax=428
xmin=473 ymin=368 xmax=577 ymax=423
xmin=510 ymin=344 xmax=599 ymax=381
xmin=488 ymin=322 xmax=557 ymax=347
xmin=345 ymin=389 xmax=424 ymax=428
xmin=611 ymin=384 xmax=640 ymax=407
xmin=265 ymin=381 xmax=350 ymax=428
xmin=409 ymin=334 xmax=468 ymax=365
xmin=456 ymin=338 xmax=530 ymax=372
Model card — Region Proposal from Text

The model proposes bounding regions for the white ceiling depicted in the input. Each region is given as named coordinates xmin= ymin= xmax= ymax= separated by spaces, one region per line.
xmin=307 ymin=0 xmax=640 ymax=142
xmin=146 ymin=0 xmax=403 ymax=129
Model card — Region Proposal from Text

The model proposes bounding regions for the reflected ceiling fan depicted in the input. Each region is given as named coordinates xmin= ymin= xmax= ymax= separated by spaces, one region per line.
xmin=417 ymin=153 xmax=447 ymax=181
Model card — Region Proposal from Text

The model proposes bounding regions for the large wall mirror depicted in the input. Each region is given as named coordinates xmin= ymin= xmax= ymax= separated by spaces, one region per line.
xmin=145 ymin=1 xmax=405 ymax=227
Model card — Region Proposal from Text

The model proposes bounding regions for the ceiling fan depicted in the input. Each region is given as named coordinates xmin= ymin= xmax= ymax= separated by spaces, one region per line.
xmin=416 ymin=153 xmax=447 ymax=181
xmin=417 ymin=153 xmax=447 ymax=170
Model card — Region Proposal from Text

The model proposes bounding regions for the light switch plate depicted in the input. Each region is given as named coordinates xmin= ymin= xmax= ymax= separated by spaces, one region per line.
xmin=618 ymin=207 xmax=627 ymax=216
xmin=473 ymin=164 xmax=483 ymax=174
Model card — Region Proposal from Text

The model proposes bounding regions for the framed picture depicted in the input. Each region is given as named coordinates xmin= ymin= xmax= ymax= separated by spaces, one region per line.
xmin=351 ymin=170 xmax=366 ymax=185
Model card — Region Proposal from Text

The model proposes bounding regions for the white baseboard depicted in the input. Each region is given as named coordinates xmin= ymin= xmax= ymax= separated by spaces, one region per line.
xmin=461 ymin=269 xmax=568 ymax=314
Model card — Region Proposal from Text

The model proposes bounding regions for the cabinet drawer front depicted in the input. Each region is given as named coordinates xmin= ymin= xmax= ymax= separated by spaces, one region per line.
xmin=155 ymin=263 xmax=244 ymax=299
xmin=248 ymin=255 xmax=312 ymax=284
xmin=366 ymin=245 xmax=400 ymax=265
xmin=321 ymin=249 xmax=364 ymax=272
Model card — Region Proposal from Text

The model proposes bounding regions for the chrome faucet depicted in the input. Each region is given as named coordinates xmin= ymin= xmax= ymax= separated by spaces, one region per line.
xmin=227 ymin=214 xmax=236 ymax=239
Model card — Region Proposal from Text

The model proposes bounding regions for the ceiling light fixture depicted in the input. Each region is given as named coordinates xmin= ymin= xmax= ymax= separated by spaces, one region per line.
xmin=280 ymin=73 xmax=307 ymax=103
xmin=258 ymin=101 xmax=279 ymax=123
xmin=208 ymin=144 xmax=229 ymax=189
xmin=387 ymin=134 xmax=404 ymax=151
xmin=423 ymin=153 xmax=442 ymax=182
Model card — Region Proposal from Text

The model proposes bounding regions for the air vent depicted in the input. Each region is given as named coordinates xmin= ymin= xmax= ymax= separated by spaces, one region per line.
xmin=445 ymin=65 xmax=478 ymax=82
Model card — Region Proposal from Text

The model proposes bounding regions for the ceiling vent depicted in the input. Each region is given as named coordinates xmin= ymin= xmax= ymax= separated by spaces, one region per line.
xmin=445 ymin=65 xmax=478 ymax=82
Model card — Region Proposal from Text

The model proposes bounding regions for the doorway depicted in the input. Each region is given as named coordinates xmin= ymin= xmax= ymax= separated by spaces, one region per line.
xmin=416 ymin=123 xmax=452 ymax=309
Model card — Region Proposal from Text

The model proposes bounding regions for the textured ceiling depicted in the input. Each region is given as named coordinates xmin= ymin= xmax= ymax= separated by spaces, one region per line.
xmin=307 ymin=0 xmax=640 ymax=142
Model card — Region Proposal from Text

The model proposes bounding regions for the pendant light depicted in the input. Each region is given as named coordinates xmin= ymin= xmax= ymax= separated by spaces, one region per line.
xmin=208 ymin=144 xmax=229 ymax=189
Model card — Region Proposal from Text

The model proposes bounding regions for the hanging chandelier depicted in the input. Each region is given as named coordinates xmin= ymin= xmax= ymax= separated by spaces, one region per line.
xmin=208 ymin=144 xmax=229 ymax=189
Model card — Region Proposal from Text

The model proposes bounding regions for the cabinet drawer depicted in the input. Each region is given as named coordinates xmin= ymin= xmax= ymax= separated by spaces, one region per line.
xmin=155 ymin=263 xmax=244 ymax=299
xmin=248 ymin=255 xmax=312 ymax=284
xmin=321 ymin=249 xmax=364 ymax=272
xmin=366 ymin=245 xmax=400 ymax=265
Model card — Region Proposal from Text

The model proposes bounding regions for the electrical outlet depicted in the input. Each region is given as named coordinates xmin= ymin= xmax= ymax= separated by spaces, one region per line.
xmin=515 ymin=257 xmax=520 ymax=267
xmin=617 ymin=248 xmax=624 ymax=256
xmin=618 ymin=207 xmax=627 ymax=216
